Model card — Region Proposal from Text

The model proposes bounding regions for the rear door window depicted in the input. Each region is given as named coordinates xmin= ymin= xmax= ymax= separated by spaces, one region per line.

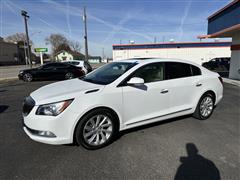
xmin=165 ymin=62 xmax=192 ymax=80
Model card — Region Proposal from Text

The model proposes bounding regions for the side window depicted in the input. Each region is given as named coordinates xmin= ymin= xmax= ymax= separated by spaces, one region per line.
xmin=42 ymin=63 xmax=55 ymax=70
xmin=191 ymin=65 xmax=201 ymax=76
xmin=56 ymin=63 xmax=69 ymax=68
xmin=165 ymin=62 xmax=192 ymax=80
xmin=131 ymin=63 xmax=164 ymax=83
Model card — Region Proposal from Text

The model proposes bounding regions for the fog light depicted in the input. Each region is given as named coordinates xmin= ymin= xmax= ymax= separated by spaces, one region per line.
xmin=37 ymin=130 xmax=56 ymax=137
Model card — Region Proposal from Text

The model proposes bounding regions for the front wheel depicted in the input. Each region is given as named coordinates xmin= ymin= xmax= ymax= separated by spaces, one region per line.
xmin=75 ymin=109 xmax=119 ymax=150
xmin=23 ymin=73 xmax=33 ymax=82
xmin=193 ymin=93 xmax=214 ymax=120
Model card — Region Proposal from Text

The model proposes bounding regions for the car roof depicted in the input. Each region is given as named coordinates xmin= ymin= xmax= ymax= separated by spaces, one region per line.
xmin=117 ymin=58 xmax=200 ymax=67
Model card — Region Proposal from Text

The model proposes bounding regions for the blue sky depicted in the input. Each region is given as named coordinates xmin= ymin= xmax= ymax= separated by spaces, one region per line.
xmin=0 ymin=0 xmax=231 ymax=57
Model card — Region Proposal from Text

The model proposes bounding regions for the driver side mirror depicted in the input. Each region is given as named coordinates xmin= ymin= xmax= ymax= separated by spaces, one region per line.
xmin=127 ymin=77 xmax=144 ymax=86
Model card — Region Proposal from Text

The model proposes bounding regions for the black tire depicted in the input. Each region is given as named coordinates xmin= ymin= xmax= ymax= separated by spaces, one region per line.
xmin=23 ymin=73 xmax=33 ymax=82
xmin=75 ymin=108 xmax=119 ymax=150
xmin=65 ymin=72 xmax=74 ymax=79
xmin=193 ymin=93 xmax=215 ymax=120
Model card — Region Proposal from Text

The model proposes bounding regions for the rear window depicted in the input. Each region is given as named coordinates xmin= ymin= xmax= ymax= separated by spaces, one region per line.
xmin=70 ymin=61 xmax=80 ymax=65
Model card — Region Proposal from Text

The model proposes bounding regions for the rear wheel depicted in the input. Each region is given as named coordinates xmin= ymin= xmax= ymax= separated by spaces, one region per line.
xmin=193 ymin=93 xmax=214 ymax=120
xmin=75 ymin=109 xmax=119 ymax=150
xmin=23 ymin=73 xmax=33 ymax=82
xmin=65 ymin=72 xmax=74 ymax=79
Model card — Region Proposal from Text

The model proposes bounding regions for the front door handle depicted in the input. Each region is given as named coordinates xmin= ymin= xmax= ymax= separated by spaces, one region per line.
xmin=161 ymin=89 xmax=169 ymax=94
xmin=196 ymin=82 xmax=202 ymax=87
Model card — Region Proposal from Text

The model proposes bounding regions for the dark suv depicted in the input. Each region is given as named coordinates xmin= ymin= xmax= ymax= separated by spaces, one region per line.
xmin=202 ymin=57 xmax=230 ymax=77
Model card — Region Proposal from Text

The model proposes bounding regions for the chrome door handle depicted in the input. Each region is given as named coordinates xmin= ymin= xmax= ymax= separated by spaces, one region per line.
xmin=196 ymin=83 xmax=202 ymax=87
xmin=161 ymin=89 xmax=169 ymax=94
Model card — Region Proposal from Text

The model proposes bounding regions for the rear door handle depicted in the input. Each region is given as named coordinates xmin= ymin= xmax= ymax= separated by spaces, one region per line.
xmin=161 ymin=89 xmax=169 ymax=94
xmin=196 ymin=83 xmax=202 ymax=87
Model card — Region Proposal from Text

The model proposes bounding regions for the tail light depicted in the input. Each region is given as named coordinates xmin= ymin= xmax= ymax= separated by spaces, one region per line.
xmin=218 ymin=76 xmax=223 ymax=85
xmin=77 ymin=67 xmax=85 ymax=75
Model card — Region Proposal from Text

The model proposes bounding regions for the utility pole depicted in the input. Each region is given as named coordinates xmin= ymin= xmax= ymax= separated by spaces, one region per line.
xmin=83 ymin=7 xmax=89 ymax=62
xmin=102 ymin=47 xmax=105 ymax=61
xmin=21 ymin=10 xmax=32 ymax=68
xmin=23 ymin=41 xmax=28 ymax=65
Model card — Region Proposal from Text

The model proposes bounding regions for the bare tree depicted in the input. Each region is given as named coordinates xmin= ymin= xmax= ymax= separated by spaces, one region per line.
xmin=45 ymin=34 xmax=69 ymax=54
xmin=5 ymin=32 xmax=33 ymax=45
xmin=69 ymin=40 xmax=82 ymax=52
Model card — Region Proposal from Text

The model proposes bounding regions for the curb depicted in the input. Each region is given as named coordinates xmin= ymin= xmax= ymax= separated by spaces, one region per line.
xmin=223 ymin=78 xmax=240 ymax=87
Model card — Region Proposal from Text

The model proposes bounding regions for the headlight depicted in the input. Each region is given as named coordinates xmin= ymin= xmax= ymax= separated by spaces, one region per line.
xmin=36 ymin=99 xmax=73 ymax=116
xmin=19 ymin=70 xmax=23 ymax=74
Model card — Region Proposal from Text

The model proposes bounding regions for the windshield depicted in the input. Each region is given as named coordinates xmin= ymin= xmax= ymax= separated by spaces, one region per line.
xmin=80 ymin=62 xmax=138 ymax=85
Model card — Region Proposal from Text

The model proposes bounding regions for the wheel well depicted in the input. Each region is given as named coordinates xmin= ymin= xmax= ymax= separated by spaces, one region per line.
xmin=73 ymin=106 xmax=120 ymax=143
xmin=203 ymin=90 xmax=216 ymax=104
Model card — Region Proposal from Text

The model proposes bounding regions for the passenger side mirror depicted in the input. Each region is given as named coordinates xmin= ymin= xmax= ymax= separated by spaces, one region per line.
xmin=127 ymin=77 xmax=144 ymax=86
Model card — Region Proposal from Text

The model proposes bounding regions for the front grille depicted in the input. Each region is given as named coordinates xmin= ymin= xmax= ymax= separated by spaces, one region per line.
xmin=22 ymin=96 xmax=35 ymax=116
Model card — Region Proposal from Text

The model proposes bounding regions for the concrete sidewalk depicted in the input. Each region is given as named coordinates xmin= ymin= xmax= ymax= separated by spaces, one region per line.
xmin=223 ymin=78 xmax=240 ymax=87
xmin=0 ymin=65 xmax=33 ymax=81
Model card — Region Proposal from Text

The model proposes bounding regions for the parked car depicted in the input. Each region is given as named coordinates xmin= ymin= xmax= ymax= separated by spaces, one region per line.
xmin=22 ymin=59 xmax=223 ymax=149
xmin=202 ymin=57 xmax=230 ymax=77
xmin=64 ymin=60 xmax=92 ymax=74
xmin=18 ymin=62 xmax=85 ymax=82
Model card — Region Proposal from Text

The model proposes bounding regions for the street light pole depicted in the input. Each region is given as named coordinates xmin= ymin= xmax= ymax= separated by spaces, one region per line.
xmin=23 ymin=41 xmax=28 ymax=65
xmin=21 ymin=10 xmax=32 ymax=68
xmin=83 ymin=7 xmax=89 ymax=62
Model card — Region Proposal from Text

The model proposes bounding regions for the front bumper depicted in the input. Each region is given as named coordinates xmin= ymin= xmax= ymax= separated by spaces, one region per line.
xmin=18 ymin=73 xmax=23 ymax=80
xmin=23 ymin=126 xmax=69 ymax=145
xmin=22 ymin=103 xmax=81 ymax=145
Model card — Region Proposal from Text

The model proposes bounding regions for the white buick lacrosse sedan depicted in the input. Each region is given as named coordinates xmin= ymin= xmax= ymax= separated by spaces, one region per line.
xmin=22 ymin=58 xmax=223 ymax=149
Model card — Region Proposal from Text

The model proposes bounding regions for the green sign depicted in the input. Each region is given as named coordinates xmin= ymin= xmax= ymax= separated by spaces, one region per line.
xmin=34 ymin=48 xmax=48 ymax=52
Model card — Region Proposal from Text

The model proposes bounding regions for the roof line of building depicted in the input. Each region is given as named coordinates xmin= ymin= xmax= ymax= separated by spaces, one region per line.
xmin=113 ymin=46 xmax=231 ymax=51
xmin=208 ymin=0 xmax=239 ymax=20
xmin=112 ymin=41 xmax=231 ymax=47
xmin=198 ymin=24 xmax=240 ymax=39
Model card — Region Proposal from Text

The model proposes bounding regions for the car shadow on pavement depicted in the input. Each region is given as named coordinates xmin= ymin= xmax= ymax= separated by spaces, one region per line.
xmin=0 ymin=105 xmax=9 ymax=113
xmin=174 ymin=143 xmax=221 ymax=180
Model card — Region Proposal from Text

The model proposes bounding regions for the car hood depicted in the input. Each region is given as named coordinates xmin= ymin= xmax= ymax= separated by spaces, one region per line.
xmin=30 ymin=78 xmax=104 ymax=105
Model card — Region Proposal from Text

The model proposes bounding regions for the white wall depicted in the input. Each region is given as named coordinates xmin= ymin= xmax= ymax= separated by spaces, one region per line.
xmin=113 ymin=46 xmax=231 ymax=65
xmin=229 ymin=34 xmax=240 ymax=80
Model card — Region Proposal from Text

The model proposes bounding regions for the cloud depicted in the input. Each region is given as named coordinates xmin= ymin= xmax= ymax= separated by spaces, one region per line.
xmin=178 ymin=0 xmax=192 ymax=41
xmin=41 ymin=0 xmax=153 ymax=42
xmin=102 ymin=10 xmax=142 ymax=44
xmin=65 ymin=0 xmax=72 ymax=39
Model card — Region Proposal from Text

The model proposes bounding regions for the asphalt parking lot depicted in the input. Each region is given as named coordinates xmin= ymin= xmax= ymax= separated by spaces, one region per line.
xmin=0 ymin=80 xmax=239 ymax=180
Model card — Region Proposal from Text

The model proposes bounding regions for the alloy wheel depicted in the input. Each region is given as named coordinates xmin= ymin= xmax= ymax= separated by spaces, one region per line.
xmin=200 ymin=96 xmax=213 ymax=117
xmin=83 ymin=115 xmax=113 ymax=146
xmin=65 ymin=73 xmax=74 ymax=79
xmin=23 ymin=73 xmax=32 ymax=82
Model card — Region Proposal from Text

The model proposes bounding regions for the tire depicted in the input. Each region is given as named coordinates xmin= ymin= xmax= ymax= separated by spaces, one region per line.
xmin=65 ymin=72 xmax=74 ymax=79
xmin=23 ymin=73 xmax=33 ymax=82
xmin=193 ymin=93 xmax=215 ymax=120
xmin=75 ymin=108 xmax=119 ymax=150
